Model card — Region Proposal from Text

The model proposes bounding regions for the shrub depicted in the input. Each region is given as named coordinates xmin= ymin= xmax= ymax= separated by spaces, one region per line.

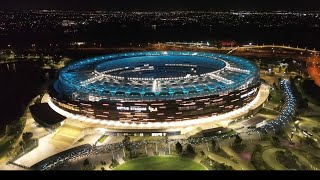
xmin=232 ymin=143 xmax=247 ymax=153
xmin=109 ymin=158 xmax=119 ymax=169
xmin=275 ymin=150 xmax=300 ymax=170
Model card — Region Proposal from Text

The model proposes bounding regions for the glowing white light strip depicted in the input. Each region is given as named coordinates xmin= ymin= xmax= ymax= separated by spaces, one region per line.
xmin=226 ymin=66 xmax=250 ymax=74
xmin=208 ymin=73 xmax=234 ymax=84
xmin=48 ymin=86 xmax=267 ymax=129
xmin=152 ymin=79 xmax=158 ymax=92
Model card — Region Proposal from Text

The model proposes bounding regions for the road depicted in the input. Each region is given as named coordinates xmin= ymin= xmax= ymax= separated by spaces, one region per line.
xmin=160 ymin=43 xmax=319 ymax=53
xmin=235 ymin=45 xmax=318 ymax=53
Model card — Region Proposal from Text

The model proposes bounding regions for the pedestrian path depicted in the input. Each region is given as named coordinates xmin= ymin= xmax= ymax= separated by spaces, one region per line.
xmin=221 ymin=144 xmax=255 ymax=170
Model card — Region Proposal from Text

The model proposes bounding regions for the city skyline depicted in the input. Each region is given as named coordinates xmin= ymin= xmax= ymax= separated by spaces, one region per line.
xmin=2 ymin=0 xmax=320 ymax=11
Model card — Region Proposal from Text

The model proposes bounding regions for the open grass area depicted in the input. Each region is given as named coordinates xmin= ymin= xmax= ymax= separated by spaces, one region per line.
xmin=114 ymin=156 xmax=207 ymax=170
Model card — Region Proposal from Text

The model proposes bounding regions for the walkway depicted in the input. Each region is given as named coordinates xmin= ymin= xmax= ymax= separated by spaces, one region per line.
xmin=262 ymin=148 xmax=287 ymax=170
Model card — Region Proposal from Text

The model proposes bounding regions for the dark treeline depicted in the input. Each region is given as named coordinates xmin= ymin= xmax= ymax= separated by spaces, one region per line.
xmin=0 ymin=62 xmax=48 ymax=131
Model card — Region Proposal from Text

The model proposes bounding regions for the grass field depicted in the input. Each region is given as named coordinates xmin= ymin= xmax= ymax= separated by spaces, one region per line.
xmin=114 ymin=156 xmax=207 ymax=170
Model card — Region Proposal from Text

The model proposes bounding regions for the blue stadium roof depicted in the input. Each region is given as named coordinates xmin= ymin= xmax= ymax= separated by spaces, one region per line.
xmin=54 ymin=51 xmax=260 ymax=102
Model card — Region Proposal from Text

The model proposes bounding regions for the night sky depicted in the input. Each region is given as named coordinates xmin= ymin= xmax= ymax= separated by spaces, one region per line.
xmin=1 ymin=0 xmax=320 ymax=11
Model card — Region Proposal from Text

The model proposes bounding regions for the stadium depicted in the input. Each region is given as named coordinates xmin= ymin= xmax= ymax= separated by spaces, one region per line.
xmin=46 ymin=51 xmax=265 ymax=135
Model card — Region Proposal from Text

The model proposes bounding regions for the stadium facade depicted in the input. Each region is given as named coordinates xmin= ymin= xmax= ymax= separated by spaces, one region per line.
xmin=48 ymin=51 xmax=261 ymax=130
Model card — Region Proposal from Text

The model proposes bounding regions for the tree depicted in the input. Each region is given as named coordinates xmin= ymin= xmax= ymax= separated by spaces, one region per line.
xmin=272 ymin=82 xmax=278 ymax=91
xmin=22 ymin=132 xmax=33 ymax=143
xmin=234 ymin=135 xmax=242 ymax=145
xmin=175 ymin=142 xmax=183 ymax=154
xmin=217 ymin=43 xmax=222 ymax=50
xmin=122 ymin=135 xmax=131 ymax=151
xmin=232 ymin=143 xmax=247 ymax=153
xmin=216 ymin=145 xmax=221 ymax=152
xmin=83 ymin=159 xmax=90 ymax=167
xmin=211 ymin=139 xmax=216 ymax=151
xmin=82 ymin=158 xmax=95 ymax=170
xmin=271 ymin=136 xmax=280 ymax=147
xmin=278 ymin=77 xmax=282 ymax=83
xmin=186 ymin=144 xmax=195 ymax=155
xmin=109 ymin=158 xmax=119 ymax=169
xmin=200 ymin=151 xmax=205 ymax=157
xmin=19 ymin=141 xmax=26 ymax=148
xmin=0 ymin=124 xmax=6 ymax=138
xmin=254 ymin=144 xmax=263 ymax=152
xmin=123 ymin=135 xmax=130 ymax=143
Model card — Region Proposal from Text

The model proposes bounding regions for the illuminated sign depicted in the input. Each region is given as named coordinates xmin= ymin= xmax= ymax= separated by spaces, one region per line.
xmin=116 ymin=106 xmax=157 ymax=112
xmin=148 ymin=106 xmax=158 ymax=112
xmin=116 ymin=106 xmax=147 ymax=111
xmin=117 ymin=106 xmax=130 ymax=111
xmin=130 ymin=106 xmax=147 ymax=111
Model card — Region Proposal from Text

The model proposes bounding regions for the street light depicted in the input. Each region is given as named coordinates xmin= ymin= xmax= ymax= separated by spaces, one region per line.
xmin=290 ymin=131 xmax=294 ymax=142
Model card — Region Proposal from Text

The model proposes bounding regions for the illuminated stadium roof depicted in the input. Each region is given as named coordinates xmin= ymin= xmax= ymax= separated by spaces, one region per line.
xmin=54 ymin=51 xmax=259 ymax=102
